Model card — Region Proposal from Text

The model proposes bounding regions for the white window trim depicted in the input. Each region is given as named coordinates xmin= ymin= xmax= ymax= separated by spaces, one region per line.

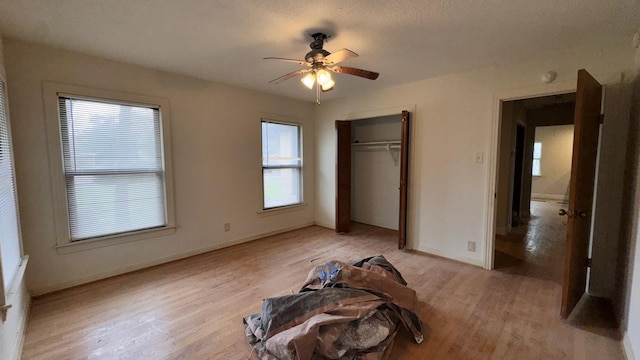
xmin=43 ymin=82 xmax=176 ymax=253
xmin=259 ymin=117 xmax=305 ymax=214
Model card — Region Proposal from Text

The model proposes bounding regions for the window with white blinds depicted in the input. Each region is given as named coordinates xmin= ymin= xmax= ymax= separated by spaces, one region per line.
xmin=261 ymin=120 xmax=302 ymax=209
xmin=0 ymin=77 xmax=22 ymax=292
xmin=58 ymin=96 xmax=168 ymax=241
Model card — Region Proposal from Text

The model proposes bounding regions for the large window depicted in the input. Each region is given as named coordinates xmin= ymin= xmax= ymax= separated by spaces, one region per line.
xmin=44 ymin=82 xmax=175 ymax=249
xmin=532 ymin=142 xmax=542 ymax=176
xmin=0 ymin=76 xmax=23 ymax=299
xmin=261 ymin=120 xmax=302 ymax=209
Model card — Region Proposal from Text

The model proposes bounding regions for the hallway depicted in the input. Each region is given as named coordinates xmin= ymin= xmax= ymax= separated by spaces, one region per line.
xmin=495 ymin=199 xmax=620 ymax=340
xmin=495 ymin=199 xmax=567 ymax=283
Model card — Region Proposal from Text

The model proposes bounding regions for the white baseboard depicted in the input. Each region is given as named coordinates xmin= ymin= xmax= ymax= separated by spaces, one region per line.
xmin=31 ymin=222 xmax=315 ymax=296
xmin=412 ymin=246 xmax=484 ymax=268
xmin=351 ymin=217 xmax=398 ymax=231
xmin=531 ymin=193 xmax=568 ymax=201
xmin=624 ymin=331 xmax=636 ymax=360
xmin=313 ymin=221 xmax=334 ymax=229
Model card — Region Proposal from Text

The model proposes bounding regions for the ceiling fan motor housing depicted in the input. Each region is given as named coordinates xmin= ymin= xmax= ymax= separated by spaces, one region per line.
xmin=306 ymin=33 xmax=331 ymax=63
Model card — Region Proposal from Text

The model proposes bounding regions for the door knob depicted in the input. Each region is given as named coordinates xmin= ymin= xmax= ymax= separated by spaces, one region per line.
xmin=559 ymin=209 xmax=569 ymax=216
xmin=577 ymin=211 xmax=587 ymax=218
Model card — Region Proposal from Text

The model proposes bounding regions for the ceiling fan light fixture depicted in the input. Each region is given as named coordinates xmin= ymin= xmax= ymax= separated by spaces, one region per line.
xmin=264 ymin=32 xmax=379 ymax=104
xmin=301 ymin=73 xmax=315 ymax=89
xmin=316 ymin=69 xmax=332 ymax=86
xmin=321 ymin=78 xmax=335 ymax=91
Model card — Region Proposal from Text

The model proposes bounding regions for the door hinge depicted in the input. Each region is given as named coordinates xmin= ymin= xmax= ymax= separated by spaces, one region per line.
xmin=586 ymin=258 xmax=592 ymax=267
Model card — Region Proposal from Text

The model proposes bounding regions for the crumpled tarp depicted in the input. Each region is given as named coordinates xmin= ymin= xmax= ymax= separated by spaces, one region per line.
xmin=243 ymin=255 xmax=423 ymax=360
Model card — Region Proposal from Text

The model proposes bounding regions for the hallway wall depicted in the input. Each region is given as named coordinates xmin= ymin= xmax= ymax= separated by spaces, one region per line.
xmin=531 ymin=125 xmax=574 ymax=200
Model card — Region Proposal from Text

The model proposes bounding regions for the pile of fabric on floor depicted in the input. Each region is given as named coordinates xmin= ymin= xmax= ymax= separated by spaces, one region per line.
xmin=243 ymin=255 xmax=423 ymax=359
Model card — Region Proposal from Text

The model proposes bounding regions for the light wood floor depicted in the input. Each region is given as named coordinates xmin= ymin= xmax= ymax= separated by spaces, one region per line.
xmin=22 ymin=205 xmax=624 ymax=359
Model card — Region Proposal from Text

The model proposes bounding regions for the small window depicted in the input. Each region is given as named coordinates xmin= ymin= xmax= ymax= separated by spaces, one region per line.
xmin=532 ymin=142 xmax=542 ymax=176
xmin=261 ymin=120 xmax=302 ymax=209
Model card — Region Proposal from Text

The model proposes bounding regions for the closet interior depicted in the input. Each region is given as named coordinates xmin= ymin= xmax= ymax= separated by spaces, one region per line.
xmin=351 ymin=114 xmax=402 ymax=230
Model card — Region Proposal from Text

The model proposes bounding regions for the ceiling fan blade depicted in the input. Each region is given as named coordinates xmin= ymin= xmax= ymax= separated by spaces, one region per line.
xmin=268 ymin=69 xmax=311 ymax=84
xmin=323 ymin=49 xmax=358 ymax=65
xmin=263 ymin=57 xmax=309 ymax=66
xmin=329 ymin=66 xmax=379 ymax=80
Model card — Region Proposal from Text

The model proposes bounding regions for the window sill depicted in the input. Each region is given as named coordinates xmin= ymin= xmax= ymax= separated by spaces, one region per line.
xmin=55 ymin=226 xmax=177 ymax=254
xmin=257 ymin=203 xmax=307 ymax=217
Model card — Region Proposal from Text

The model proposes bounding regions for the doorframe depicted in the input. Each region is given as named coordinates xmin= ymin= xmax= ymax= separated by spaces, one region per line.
xmin=484 ymin=80 xmax=577 ymax=270
xmin=339 ymin=104 xmax=415 ymax=244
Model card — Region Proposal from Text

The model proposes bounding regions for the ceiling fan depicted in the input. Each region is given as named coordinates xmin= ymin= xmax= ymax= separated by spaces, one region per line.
xmin=264 ymin=32 xmax=379 ymax=104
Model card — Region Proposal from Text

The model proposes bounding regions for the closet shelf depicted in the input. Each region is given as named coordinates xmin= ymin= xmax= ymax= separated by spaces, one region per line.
xmin=351 ymin=140 xmax=401 ymax=147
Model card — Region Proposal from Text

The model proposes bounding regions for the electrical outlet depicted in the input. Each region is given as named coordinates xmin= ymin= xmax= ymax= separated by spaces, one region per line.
xmin=224 ymin=223 xmax=231 ymax=232
xmin=467 ymin=241 xmax=476 ymax=252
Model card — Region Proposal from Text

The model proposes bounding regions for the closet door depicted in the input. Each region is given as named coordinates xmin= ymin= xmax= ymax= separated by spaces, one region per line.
xmin=335 ymin=120 xmax=351 ymax=233
xmin=398 ymin=111 xmax=410 ymax=249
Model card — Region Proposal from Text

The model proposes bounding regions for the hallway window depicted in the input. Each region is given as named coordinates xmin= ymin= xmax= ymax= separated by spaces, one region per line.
xmin=532 ymin=142 xmax=542 ymax=176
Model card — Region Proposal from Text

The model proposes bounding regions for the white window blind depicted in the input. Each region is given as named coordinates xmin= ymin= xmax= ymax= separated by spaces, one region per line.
xmin=0 ymin=78 xmax=22 ymax=292
xmin=261 ymin=121 xmax=302 ymax=209
xmin=59 ymin=96 xmax=167 ymax=241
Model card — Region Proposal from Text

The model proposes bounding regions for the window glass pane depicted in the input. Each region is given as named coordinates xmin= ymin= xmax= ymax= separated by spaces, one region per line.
xmin=59 ymin=96 xmax=167 ymax=241
xmin=533 ymin=142 xmax=542 ymax=159
xmin=262 ymin=122 xmax=300 ymax=167
xmin=60 ymin=98 xmax=162 ymax=172
xmin=67 ymin=174 xmax=165 ymax=240
xmin=263 ymin=168 xmax=301 ymax=209
xmin=0 ymin=78 xmax=22 ymax=290
xmin=532 ymin=159 xmax=541 ymax=176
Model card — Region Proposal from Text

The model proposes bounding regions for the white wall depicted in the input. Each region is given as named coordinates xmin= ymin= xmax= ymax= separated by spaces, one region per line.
xmin=315 ymin=40 xmax=634 ymax=268
xmin=351 ymin=115 xmax=401 ymax=230
xmin=4 ymin=39 xmax=315 ymax=295
xmin=0 ymin=36 xmax=30 ymax=360
xmin=531 ymin=125 xmax=574 ymax=200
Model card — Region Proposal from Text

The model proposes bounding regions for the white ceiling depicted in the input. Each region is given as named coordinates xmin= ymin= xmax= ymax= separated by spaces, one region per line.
xmin=0 ymin=1 xmax=638 ymax=102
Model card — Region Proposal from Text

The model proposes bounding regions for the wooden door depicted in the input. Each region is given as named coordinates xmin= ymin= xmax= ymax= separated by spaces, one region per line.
xmin=560 ymin=69 xmax=603 ymax=319
xmin=335 ymin=120 xmax=351 ymax=233
xmin=398 ymin=111 xmax=410 ymax=249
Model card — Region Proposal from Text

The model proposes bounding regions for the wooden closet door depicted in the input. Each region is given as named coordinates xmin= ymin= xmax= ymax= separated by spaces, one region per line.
xmin=335 ymin=120 xmax=351 ymax=233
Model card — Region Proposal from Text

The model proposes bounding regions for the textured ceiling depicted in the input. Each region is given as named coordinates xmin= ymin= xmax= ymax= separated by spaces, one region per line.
xmin=0 ymin=1 xmax=638 ymax=102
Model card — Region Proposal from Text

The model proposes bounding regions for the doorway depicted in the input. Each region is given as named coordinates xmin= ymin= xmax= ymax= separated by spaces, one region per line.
xmin=351 ymin=115 xmax=402 ymax=230
xmin=335 ymin=111 xmax=410 ymax=249
xmin=494 ymin=94 xmax=576 ymax=283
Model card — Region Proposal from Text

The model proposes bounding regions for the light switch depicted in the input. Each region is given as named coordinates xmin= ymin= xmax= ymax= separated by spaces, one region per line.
xmin=475 ymin=152 xmax=484 ymax=164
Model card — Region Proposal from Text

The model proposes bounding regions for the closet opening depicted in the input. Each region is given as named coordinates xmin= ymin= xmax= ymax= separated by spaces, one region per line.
xmin=335 ymin=111 xmax=410 ymax=248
